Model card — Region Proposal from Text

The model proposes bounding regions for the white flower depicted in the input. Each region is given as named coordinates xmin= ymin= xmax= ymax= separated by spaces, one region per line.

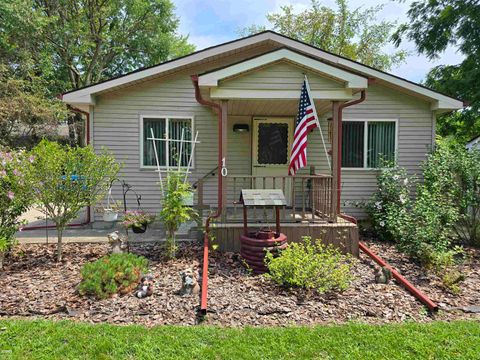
xmin=375 ymin=201 xmax=382 ymax=210
xmin=400 ymin=194 xmax=407 ymax=204
xmin=404 ymin=178 xmax=409 ymax=185
xmin=393 ymin=175 xmax=399 ymax=180
xmin=379 ymin=221 xmax=385 ymax=227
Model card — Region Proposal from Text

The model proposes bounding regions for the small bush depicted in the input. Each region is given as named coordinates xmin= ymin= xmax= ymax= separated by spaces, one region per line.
xmin=265 ymin=237 xmax=355 ymax=294
xmin=417 ymin=243 xmax=466 ymax=294
xmin=78 ymin=253 xmax=148 ymax=299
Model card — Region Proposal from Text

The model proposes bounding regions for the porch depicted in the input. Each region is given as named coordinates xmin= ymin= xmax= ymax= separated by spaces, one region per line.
xmin=194 ymin=172 xmax=359 ymax=256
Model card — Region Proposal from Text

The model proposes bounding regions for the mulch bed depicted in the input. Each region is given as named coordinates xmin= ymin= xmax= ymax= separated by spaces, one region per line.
xmin=0 ymin=240 xmax=479 ymax=327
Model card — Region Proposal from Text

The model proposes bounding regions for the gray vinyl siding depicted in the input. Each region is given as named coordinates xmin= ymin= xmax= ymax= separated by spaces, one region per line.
xmin=92 ymin=53 xmax=434 ymax=220
xmin=341 ymin=84 xmax=434 ymax=218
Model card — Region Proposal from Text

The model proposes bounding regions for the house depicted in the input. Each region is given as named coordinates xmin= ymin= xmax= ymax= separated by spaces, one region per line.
xmin=467 ymin=135 xmax=480 ymax=151
xmin=62 ymin=31 xmax=463 ymax=254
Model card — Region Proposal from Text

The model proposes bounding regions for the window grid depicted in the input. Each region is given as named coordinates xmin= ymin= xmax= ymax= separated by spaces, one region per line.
xmin=141 ymin=116 xmax=193 ymax=169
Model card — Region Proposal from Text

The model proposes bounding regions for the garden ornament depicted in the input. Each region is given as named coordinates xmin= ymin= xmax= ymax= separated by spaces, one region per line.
xmin=107 ymin=231 xmax=128 ymax=254
xmin=179 ymin=268 xmax=200 ymax=296
xmin=374 ymin=266 xmax=392 ymax=284
xmin=136 ymin=274 xmax=154 ymax=298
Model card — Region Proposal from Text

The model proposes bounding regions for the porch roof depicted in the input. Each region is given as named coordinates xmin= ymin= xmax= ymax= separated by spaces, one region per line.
xmin=198 ymin=48 xmax=368 ymax=92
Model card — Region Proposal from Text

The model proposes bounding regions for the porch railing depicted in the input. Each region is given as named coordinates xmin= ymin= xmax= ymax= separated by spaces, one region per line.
xmin=195 ymin=173 xmax=334 ymax=223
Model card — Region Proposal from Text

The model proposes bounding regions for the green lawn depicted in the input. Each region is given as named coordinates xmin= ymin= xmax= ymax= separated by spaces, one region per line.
xmin=0 ymin=319 xmax=478 ymax=359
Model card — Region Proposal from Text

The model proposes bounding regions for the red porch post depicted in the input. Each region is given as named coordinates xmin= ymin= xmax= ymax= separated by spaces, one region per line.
xmin=331 ymin=101 xmax=340 ymax=218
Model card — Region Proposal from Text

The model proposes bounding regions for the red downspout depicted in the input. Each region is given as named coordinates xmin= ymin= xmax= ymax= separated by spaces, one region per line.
xmin=336 ymin=90 xmax=366 ymax=213
xmin=191 ymin=75 xmax=224 ymax=315
xmin=22 ymin=104 xmax=91 ymax=230
xmin=339 ymin=215 xmax=438 ymax=312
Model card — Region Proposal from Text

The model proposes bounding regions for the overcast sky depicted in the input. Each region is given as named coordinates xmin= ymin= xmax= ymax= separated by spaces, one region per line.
xmin=172 ymin=0 xmax=463 ymax=83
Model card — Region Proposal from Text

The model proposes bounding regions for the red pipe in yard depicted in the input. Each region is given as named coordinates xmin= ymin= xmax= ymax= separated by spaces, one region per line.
xmin=359 ymin=242 xmax=438 ymax=312
xmin=340 ymin=214 xmax=438 ymax=312
xmin=191 ymin=75 xmax=224 ymax=315
xmin=22 ymin=104 xmax=92 ymax=230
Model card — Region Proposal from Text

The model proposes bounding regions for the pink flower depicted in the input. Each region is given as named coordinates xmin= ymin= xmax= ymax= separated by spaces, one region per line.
xmin=0 ymin=170 xmax=6 ymax=177
xmin=7 ymin=191 xmax=14 ymax=200
xmin=28 ymin=156 xmax=35 ymax=163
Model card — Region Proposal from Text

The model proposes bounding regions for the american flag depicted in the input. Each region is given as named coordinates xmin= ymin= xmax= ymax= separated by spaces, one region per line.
xmin=288 ymin=78 xmax=320 ymax=175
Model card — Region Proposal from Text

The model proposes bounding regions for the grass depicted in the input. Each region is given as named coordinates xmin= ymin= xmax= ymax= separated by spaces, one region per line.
xmin=0 ymin=319 xmax=479 ymax=359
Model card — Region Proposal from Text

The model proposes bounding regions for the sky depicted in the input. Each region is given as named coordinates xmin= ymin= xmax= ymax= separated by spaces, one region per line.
xmin=172 ymin=0 xmax=464 ymax=83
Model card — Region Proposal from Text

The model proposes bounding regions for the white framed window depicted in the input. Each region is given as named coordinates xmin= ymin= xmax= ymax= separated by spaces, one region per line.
xmin=342 ymin=119 xmax=398 ymax=169
xmin=140 ymin=115 xmax=194 ymax=169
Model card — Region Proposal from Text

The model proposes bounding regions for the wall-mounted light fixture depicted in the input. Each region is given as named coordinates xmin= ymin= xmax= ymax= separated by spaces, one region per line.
xmin=233 ymin=124 xmax=250 ymax=133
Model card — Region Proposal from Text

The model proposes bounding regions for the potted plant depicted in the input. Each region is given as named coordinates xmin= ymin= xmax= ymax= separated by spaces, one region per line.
xmin=122 ymin=210 xmax=156 ymax=233
xmin=100 ymin=200 xmax=121 ymax=222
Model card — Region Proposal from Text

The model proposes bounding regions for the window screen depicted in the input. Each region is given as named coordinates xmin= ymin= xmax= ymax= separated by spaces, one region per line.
xmin=257 ymin=123 xmax=289 ymax=164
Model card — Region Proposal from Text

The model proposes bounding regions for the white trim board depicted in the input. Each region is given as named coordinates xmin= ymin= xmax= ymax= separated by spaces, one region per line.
xmin=62 ymin=31 xmax=463 ymax=111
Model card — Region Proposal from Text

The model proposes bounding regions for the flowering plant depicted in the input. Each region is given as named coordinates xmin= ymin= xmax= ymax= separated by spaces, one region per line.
xmin=0 ymin=149 xmax=32 ymax=252
xmin=122 ymin=210 xmax=156 ymax=229
xmin=365 ymin=161 xmax=414 ymax=244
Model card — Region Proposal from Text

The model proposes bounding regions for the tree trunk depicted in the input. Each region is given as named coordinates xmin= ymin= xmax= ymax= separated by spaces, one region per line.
xmin=0 ymin=251 xmax=4 ymax=270
xmin=57 ymin=228 xmax=63 ymax=262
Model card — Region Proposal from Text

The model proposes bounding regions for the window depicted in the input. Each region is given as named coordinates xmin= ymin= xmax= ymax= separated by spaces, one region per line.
xmin=141 ymin=116 xmax=193 ymax=168
xmin=342 ymin=120 xmax=396 ymax=168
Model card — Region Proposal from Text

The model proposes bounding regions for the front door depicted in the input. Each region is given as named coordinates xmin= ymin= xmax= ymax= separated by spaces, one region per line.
xmin=252 ymin=117 xmax=294 ymax=203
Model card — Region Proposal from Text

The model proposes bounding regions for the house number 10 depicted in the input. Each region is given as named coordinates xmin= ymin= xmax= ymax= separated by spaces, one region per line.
xmin=221 ymin=157 xmax=228 ymax=177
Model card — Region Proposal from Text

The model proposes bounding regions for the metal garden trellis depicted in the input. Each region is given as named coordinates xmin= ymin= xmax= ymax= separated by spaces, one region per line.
xmin=147 ymin=127 xmax=200 ymax=198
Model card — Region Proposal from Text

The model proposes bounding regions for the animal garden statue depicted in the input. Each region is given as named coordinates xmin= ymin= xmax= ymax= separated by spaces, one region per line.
xmin=179 ymin=268 xmax=200 ymax=296
xmin=136 ymin=274 xmax=154 ymax=298
xmin=374 ymin=266 xmax=392 ymax=284
xmin=107 ymin=231 xmax=128 ymax=254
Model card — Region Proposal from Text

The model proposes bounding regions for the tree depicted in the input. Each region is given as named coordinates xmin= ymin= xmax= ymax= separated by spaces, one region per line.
xmin=27 ymin=140 xmax=120 ymax=261
xmin=241 ymin=0 xmax=407 ymax=71
xmin=0 ymin=0 xmax=194 ymax=144
xmin=393 ymin=0 xmax=480 ymax=142
xmin=0 ymin=149 xmax=33 ymax=267
xmin=0 ymin=66 xmax=67 ymax=148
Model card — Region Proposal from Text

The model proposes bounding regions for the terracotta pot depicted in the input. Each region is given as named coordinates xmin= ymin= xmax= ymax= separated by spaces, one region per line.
xmin=132 ymin=223 xmax=147 ymax=234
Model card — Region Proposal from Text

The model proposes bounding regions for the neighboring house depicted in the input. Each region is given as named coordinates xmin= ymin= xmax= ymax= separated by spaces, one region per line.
xmin=467 ymin=136 xmax=480 ymax=151
xmin=62 ymin=31 xmax=463 ymax=253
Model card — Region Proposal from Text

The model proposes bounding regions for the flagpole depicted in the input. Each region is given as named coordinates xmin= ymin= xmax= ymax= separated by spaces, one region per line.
xmin=304 ymin=75 xmax=332 ymax=172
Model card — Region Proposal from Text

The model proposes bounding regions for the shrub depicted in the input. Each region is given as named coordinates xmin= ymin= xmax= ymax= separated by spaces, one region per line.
xmin=421 ymin=138 xmax=480 ymax=247
xmin=417 ymin=243 xmax=466 ymax=294
xmin=159 ymin=171 xmax=198 ymax=259
xmin=0 ymin=149 xmax=32 ymax=254
xmin=365 ymin=162 xmax=414 ymax=244
xmin=78 ymin=253 xmax=148 ymax=299
xmin=265 ymin=237 xmax=355 ymax=294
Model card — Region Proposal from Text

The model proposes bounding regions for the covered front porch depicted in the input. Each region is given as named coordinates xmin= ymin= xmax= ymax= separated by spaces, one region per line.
xmin=192 ymin=48 xmax=367 ymax=255
xmin=193 ymin=97 xmax=358 ymax=255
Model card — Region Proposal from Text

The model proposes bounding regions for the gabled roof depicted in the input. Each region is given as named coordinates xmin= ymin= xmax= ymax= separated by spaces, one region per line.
xmin=62 ymin=31 xmax=464 ymax=111
xmin=198 ymin=48 xmax=368 ymax=88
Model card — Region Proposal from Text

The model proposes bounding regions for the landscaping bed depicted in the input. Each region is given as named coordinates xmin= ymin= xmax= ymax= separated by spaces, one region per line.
xmin=0 ymin=240 xmax=479 ymax=327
